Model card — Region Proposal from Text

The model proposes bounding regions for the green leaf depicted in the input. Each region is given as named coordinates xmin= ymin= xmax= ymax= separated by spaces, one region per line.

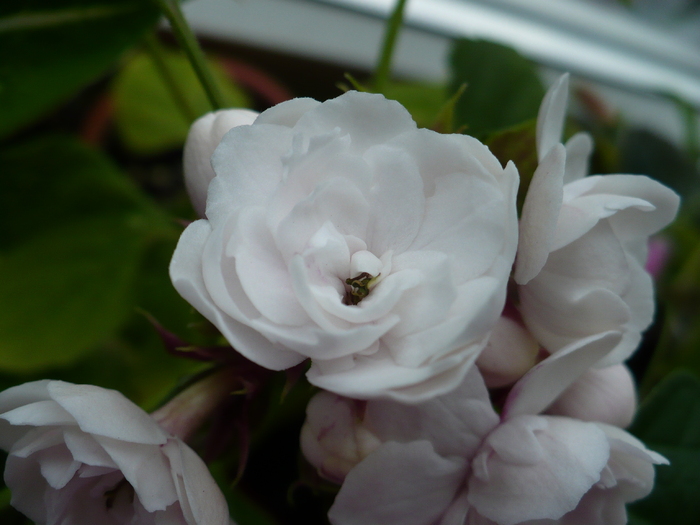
xmin=0 ymin=216 xmax=145 ymax=372
xmin=112 ymin=50 xmax=251 ymax=155
xmin=0 ymin=136 xmax=163 ymax=250
xmin=0 ymin=136 xmax=173 ymax=372
xmin=485 ymin=119 xmax=538 ymax=213
xmin=628 ymin=372 xmax=700 ymax=524
xmin=449 ymin=39 xmax=544 ymax=139
xmin=618 ymin=128 xmax=699 ymax=200
xmin=380 ymin=81 xmax=447 ymax=129
xmin=0 ymin=0 xmax=159 ymax=139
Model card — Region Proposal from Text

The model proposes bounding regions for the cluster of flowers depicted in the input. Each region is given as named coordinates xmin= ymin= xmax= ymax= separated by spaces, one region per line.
xmin=0 ymin=74 xmax=679 ymax=525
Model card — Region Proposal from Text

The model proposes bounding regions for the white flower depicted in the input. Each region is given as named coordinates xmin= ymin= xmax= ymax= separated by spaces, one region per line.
xmin=315 ymin=330 xmax=666 ymax=525
xmin=171 ymin=91 xmax=519 ymax=401
xmin=0 ymin=380 xmax=230 ymax=525
xmin=515 ymin=74 xmax=680 ymax=366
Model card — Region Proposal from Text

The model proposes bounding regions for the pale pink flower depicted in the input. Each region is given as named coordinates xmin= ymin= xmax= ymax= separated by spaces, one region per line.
xmin=515 ymin=74 xmax=680 ymax=367
xmin=0 ymin=380 xmax=230 ymax=525
xmin=311 ymin=330 xmax=666 ymax=525
xmin=171 ymin=91 xmax=519 ymax=401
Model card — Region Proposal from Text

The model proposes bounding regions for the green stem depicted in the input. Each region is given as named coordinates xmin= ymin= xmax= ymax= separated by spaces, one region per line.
xmin=373 ymin=0 xmax=409 ymax=93
xmin=153 ymin=0 xmax=226 ymax=110
xmin=143 ymin=32 xmax=198 ymax=123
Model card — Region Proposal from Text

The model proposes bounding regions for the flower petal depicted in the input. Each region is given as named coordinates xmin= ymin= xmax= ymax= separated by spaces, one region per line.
xmin=48 ymin=382 xmax=169 ymax=445
xmin=255 ymin=97 xmax=321 ymax=127
xmin=328 ymin=440 xmax=466 ymax=525
xmin=294 ymin=91 xmax=417 ymax=155
xmin=536 ymin=74 xmax=569 ymax=161
xmin=468 ymin=415 xmax=610 ymax=525
xmin=184 ymin=109 xmax=259 ymax=217
xmin=94 ymin=436 xmax=178 ymax=512
xmin=207 ymin=123 xmax=293 ymax=225
xmin=364 ymin=366 xmax=499 ymax=458
xmin=515 ymin=143 xmax=566 ymax=285
xmin=503 ymin=331 xmax=622 ymax=419
xmin=563 ymin=131 xmax=593 ymax=184
xmin=164 ymin=439 xmax=230 ymax=525
xmin=170 ymin=219 xmax=304 ymax=370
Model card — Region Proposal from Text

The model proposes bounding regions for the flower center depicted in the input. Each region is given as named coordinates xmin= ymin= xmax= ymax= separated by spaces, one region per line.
xmin=104 ymin=478 xmax=135 ymax=510
xmin=344 ymin=272 xmax=379 ymax=305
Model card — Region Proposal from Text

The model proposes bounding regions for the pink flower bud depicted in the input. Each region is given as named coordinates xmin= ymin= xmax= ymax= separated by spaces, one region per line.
xmin=477 ymin=316 xmax=540 ymax=388
xmin=300 ymin=391 xmax=381 ymax=484
xmin=546 ymin=364 xmax=637 ymax=427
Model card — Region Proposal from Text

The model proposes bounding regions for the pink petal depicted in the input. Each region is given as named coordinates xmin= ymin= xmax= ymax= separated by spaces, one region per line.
xmin=503 ymin=331 xmax=622 ymax=419
xmin=183 ymin=109 xmax=258 ymax=217
xmin=468 ymin=415 xmax=610 ymax=525
xmin=536 ymin=74 xmax=569 ymax=161
xmin=364 ymin=367 xmax=499 ymax=458
xmin=48 ymin=382 xmax=168 ymax=445
xmin=294 ymin=91 xmax=417 ymax=155
xmin=515 ymin=143 xmax=566 ymax=285
xmin=328 ymin=440 xmax=466 ymax=525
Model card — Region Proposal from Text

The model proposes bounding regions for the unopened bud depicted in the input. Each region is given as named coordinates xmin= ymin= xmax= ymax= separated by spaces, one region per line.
xmin=477 ymin=316 xmax=540 ymax=388
xmin=546 ymin=364 xmax=637 ymax=427
xmin=300 ymin=391 xmax=381 ymax=484
xmin=184 ymin=109 xmax=259 ymax=217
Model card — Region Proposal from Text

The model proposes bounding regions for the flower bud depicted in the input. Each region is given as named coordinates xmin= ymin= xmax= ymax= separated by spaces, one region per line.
xmin=477 ymin=316 xmax=540 ymax=388
xmin=183 ymin=109 xmax=258 ymax=217
xmin=546 ymin=364 xmax=637 ymax=427
xmin=300 ymin=391 xmax=381 ymax=484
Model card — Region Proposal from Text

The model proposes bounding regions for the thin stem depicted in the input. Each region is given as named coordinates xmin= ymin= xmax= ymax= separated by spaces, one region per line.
xmin=153 ymin=0 xmax=226 ymax=110
xmin=143 ymin=32 xmax=198 ymax=123
xmin=373 ymin=0 xmax=409 ymax=93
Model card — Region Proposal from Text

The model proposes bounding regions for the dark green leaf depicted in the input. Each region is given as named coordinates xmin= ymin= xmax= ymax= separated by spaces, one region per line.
xmin=485 ymin=119 xmax=538 ymax=212
xmin=0 ymin=216 xmax=144 ymax=372
xmin=618 ymin=128 xmax=699 ymax=200
xmin=112 ymin=51 xmax=251 ymax=155
xmin=0 ymin=0 xmax=159 ymax=138
xmin=629 ymin=372 xmax=700 ymax=524
xmin=449 ymin=39 xmax=544 ymax=139
xmin=0 ymin=136 xmax=174 ymax=372
xmin=0 ymin=136 xmax=162 ymax=250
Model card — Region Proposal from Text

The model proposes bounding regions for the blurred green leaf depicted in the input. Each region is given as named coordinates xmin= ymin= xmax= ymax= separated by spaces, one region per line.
xmin=486 ymin=119 xmax=538 ymax=212
xmin=629 ymin=372 xmax=700 ymax=524
xmin=112 ymin=50 xmax=250 ymax=155
xmin=0 ymin=216 xmax=144 ymax=372
xmin=642 ymin=229 xmax=700 ymax=392
xmin=0 ymin=0 xmax=159 ymax=139
xmin=448 ymin=39 xmax=544 ymax=139
xmin=0 ymin=136 xmax=163 ymax=250
xmin=618 ymin=128 xmax=700 ymax=200
xmin=0 ymin=136 xmax=174 ymax=372
xmin=380 ymin=82 xmax=446 ymax=129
